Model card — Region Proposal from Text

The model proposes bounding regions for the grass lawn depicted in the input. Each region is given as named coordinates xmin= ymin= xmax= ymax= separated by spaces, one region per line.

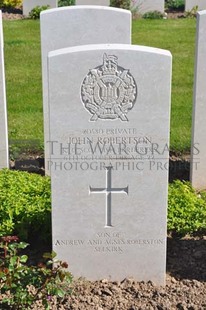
xmin=132 ymin=19 xmax=196 ymax=152
xmin=3 ymin=18 xmax=196 ymax=155
xmin=3 ymin=20 xmax=43 ymax=154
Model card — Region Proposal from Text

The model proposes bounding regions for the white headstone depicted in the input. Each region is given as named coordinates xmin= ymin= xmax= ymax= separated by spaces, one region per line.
xmin=76 ymin=0 xmax=110 ymax=5
xmin=191 ymin=11 xmax=206 ymax=189
xmin=23 ymin=0 xmax=57 ymax=16
xmin=133 ymin=0 xmax=164 ymax=14
xmin=40 ymin=6 xmax=131 ymax=175
xmin=48 ymin=44 xmax=172 ymax=285
xmin=0 ymin=11 xmax=9 ymax=169
xmin=185 ymin=0 xmax=206 ymax=11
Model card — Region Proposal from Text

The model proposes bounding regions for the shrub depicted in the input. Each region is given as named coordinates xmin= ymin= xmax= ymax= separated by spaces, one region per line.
xmin=0 ymin=170 xmax=206 ymax=241
xmin=185 ymin=5 xmax=198 ymax=18
xmin=58 ymin=0 xmax=74 ymax=7
xmin=0 ymin=169 xmax=51 ymax=242
xmin=166 ymin=0 xmax=184 ymax=11
xmin=29 ymin=5 xmax=50 ymax=19
xmin=0 ymin=0 xmax=22 ymax=8
xmin=110 ymin=0 xmax=131 ymax=10
xmin=168 ymin=180 xmax=206 ymax=236
xmin=0 ymin=237 xmax=72 ymax=309
xmin=142 ymin=10 xmax=164 ymax=19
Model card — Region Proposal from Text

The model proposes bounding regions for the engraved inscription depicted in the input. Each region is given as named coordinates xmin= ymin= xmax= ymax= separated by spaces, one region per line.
xmin=81 ymin=54 xmax=137 ymax=121
xmin=54 ymin=235 xmax=164 ymax=254
xmin=89 ymin=166 xmax=128 ymax=227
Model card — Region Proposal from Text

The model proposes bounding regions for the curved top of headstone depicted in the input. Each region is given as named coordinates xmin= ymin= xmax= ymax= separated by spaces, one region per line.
xmin=40 ymin=6 xmax=131 ymax=51
xmin=40 ymin=5 xmax=131 ymax=16
xmin=48 ymin=43 xmax=171 ymax=59
xmin=48 ymin=43 xmax=172 ymax=284
xmin=41 ymin=5 xmax=132 ymax=175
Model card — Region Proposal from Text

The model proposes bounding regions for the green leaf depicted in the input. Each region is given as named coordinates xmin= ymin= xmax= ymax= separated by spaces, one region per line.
xmin=0 ymin=271 xmax=6 ymax=278
xmin=43 ymin=252 xmax=52 ymax=259
xmin=18 ymin=242 xmax=29 ymax=249
xmin=43 ymin=251 xmax=57 ymax=259
xmin=10 ymin=255 xmax=18 ymax=265
xmin=56 ymin=288 xmax=65 ymax=298
xmin=20 ymin=255 xmax=28 ymax=263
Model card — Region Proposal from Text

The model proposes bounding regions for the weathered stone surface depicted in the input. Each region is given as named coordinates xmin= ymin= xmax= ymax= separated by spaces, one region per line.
xmin=0 ymin=11 xmax=9 ymax=169
xmin=185 ymin=0 xmax=206 ymax=11
xmin=48 ymin=44 xmax=172 ymax=284
xmin=40 ymin=6 xmax=131 ymax=175
xmin=133 ymin=0 xmax=165 ymax=14
xmin=190 ymin=11 xmax=206 ymax=189
xmin=23 ymin=0 xmax=57 ymax=16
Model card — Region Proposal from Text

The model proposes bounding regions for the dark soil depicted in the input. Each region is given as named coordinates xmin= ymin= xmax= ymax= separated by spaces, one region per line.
xmin=166 ymin=11 xmax=186 ymax=19
xmin=11 ymin=154 xmax=200 ymax=309
xmin=1 ymin=7 xmax=23 ymax=20
xmin=54 ymin=236 xmax=206 ymax=309
xmin=17 ymin=153 xmax=204 ymax=309
xmin=26 ymin=235 xmax=206 ymax=309
xmin=66 ymin=277 xmax=206 ymax=310
xmin=2 ymin=7 xmax=205 ymax=310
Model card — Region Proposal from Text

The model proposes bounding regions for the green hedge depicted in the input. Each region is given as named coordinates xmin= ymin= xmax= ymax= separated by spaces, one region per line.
xmin=110 ymin=0 xmax=131 ymax=10
xmin=168 ymin=180 xmax=206 ymax=235
xmin=0 ymin=170 xmax=51 ymax=242
xmin=0 ymin=170 xmax=205 ymax=241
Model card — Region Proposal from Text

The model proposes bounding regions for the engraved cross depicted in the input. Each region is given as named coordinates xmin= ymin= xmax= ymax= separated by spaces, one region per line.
xmin=89 ymin=166 xmax=128 ymax=227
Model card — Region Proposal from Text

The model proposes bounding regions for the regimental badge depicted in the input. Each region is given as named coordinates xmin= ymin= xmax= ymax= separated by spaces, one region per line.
xmin=81 ymin=53 xmax=137 ymax=121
